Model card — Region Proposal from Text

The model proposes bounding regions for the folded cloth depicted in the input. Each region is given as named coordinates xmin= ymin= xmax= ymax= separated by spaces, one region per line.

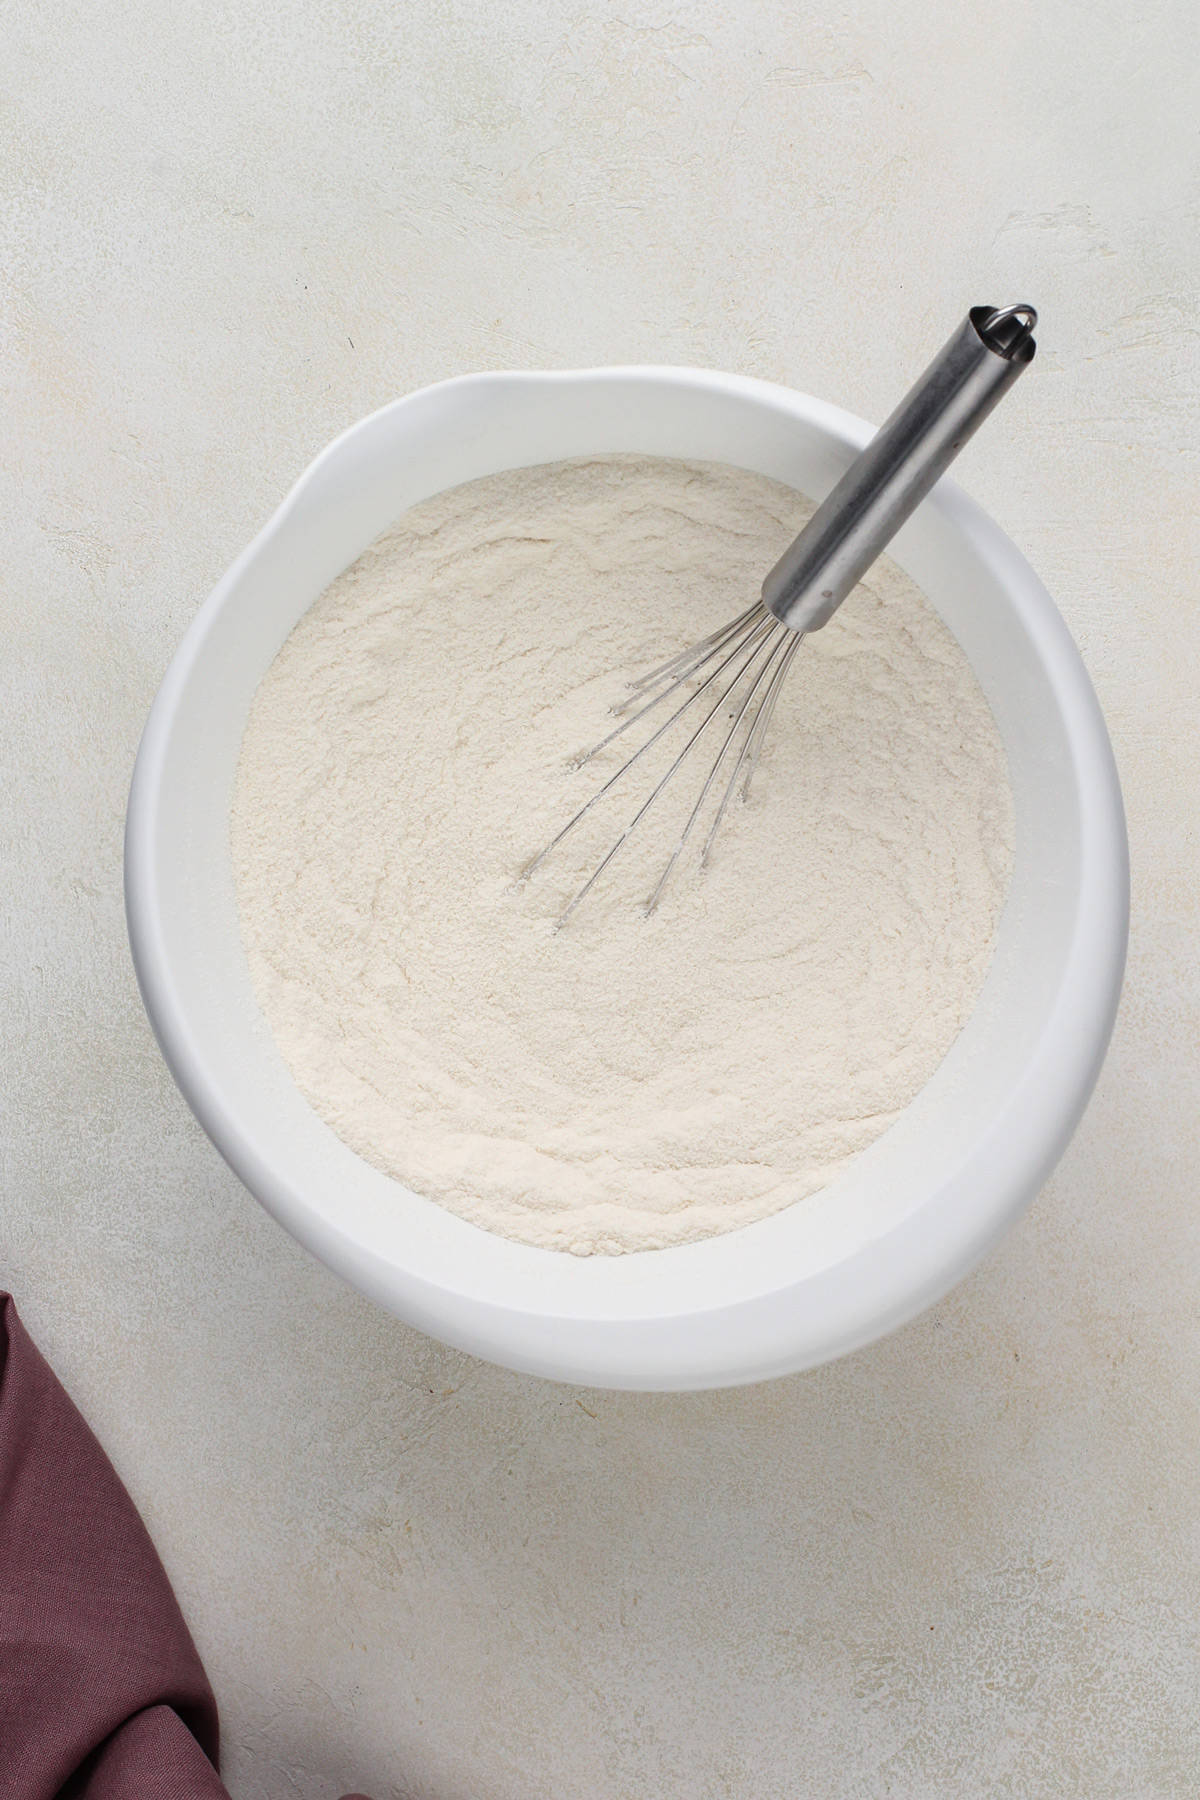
xmin=0 ymin=1291 xmax=223 ymax=1796
xmin=0 ymin=1292 xmax=375 ymax=1799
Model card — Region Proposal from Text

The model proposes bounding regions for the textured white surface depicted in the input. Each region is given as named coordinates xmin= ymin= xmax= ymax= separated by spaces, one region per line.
xmin=2 ymin=0 xmax=1198 ymax=1794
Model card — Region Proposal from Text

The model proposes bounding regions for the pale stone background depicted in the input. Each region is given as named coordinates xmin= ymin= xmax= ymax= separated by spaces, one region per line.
xmin=3 ymin=0 xmax=1199 ymax=1793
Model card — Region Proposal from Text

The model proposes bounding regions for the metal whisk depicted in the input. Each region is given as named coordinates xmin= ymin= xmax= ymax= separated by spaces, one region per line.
xmin=523 ymin=303 xmax=1037 ymax=925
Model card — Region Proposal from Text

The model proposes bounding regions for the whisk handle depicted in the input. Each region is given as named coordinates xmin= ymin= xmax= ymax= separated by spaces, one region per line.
xmin=762 ymin=304 xmax=1036 ymax=635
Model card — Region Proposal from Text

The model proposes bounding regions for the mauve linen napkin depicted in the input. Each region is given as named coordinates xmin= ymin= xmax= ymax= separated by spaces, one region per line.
xmin=0 ymin=1293 xmax=371 ymax=1800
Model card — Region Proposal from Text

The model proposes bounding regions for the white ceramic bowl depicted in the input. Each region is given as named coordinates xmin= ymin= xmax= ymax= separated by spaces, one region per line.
xmin=125 ymin=367 xmax=1128 ymax=1390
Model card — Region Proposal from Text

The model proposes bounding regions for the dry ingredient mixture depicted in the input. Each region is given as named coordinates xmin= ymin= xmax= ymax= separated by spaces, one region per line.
xmin=232 ymin=457 xmax=1012 ymax=1255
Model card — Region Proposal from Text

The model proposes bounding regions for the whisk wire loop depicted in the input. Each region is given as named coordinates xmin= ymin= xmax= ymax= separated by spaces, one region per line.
xmin=523 ymin=601 xmax=800 ymax=925
xmin=519 ymin=608 xmax=777 ymax=887
xmin=700 ymin=628 xmax=801 ymax=871
xmin=622 ymin=600 xmax=764 ymax=697
xmin=643 ymin=622 xmax=795 ymax=915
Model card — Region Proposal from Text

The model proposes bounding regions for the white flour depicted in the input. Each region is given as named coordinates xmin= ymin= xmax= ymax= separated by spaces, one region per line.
xmin=232 ymin=457 xmax=1012 ymax=1255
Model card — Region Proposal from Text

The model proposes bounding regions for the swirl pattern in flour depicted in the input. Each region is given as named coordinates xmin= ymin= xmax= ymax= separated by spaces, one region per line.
xmin=232 ymin=456 xmax=1012 ymax=1255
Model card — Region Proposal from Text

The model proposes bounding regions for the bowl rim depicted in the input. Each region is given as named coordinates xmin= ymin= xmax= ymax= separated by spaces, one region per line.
xmin=125 ymin=364 xmax=1129 ymax=1388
